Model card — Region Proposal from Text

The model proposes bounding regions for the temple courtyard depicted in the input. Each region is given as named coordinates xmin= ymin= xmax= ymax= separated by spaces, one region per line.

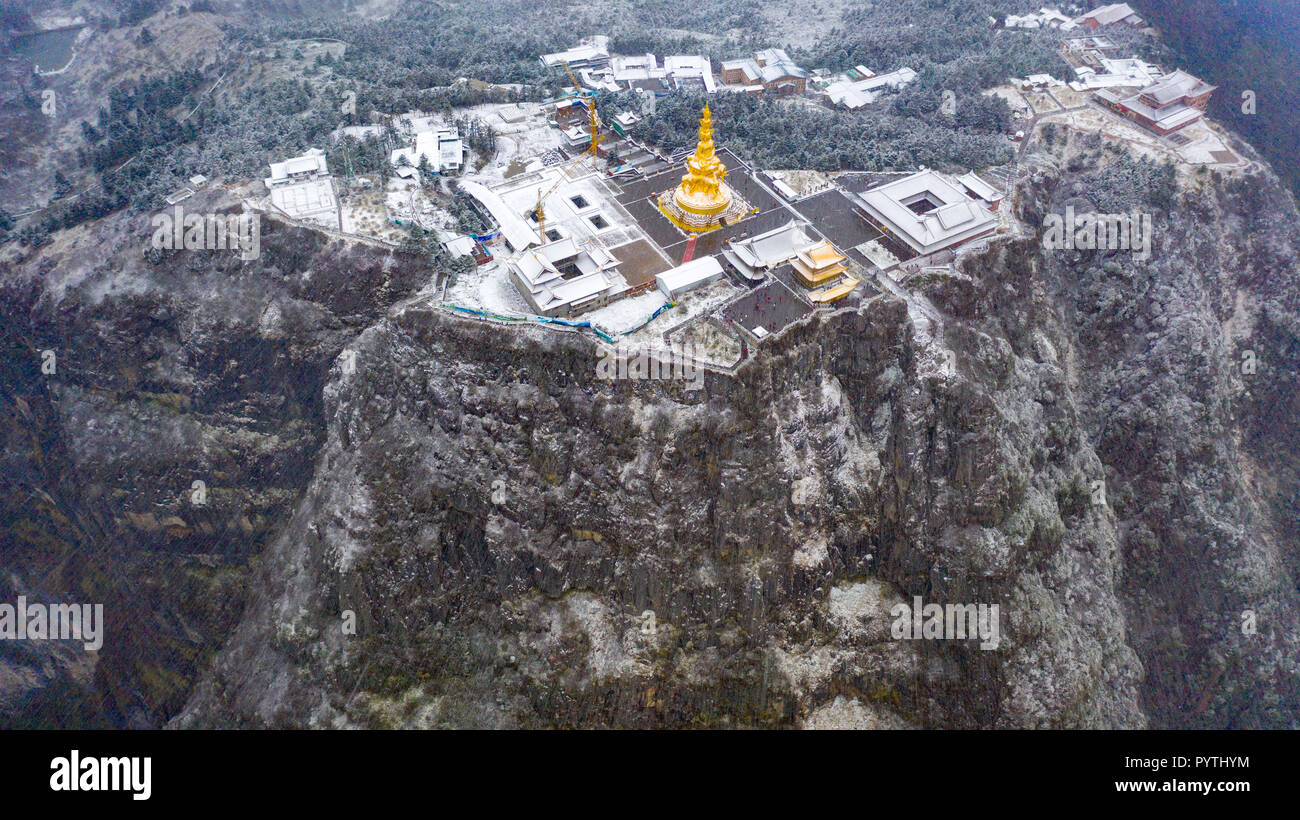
xmin=440 ymin=104 xmax=1010 ymax=367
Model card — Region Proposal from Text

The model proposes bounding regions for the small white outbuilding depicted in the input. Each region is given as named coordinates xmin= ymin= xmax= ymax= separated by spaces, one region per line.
xmin=656 ymin=255 xmax=724 ymax=299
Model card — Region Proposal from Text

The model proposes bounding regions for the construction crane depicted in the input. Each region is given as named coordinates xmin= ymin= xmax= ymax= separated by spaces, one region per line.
xmin=528 ymin=61 xmax=605 ymax=243
xmin=560 ymin=60 xmax=602 ymax=157
xmin=533 ymin=158 xmax=581 ymax=242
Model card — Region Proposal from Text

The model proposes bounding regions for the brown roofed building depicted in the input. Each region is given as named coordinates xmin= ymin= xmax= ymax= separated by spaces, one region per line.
xmin=1077 ymin=3 xmax=1143 ymax=30
xmin=1138 ymin=70 xmax=1216 ymax=111
xmin=1094 ymin=69 xmax=1217 ymax=135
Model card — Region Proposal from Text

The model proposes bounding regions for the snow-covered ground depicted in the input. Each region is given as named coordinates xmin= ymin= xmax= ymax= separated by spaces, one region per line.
xmin=585 ymin=277 xmax=740 ymax=340
xmin=332 ymin=123 xmax=385 ymax=141
xmin=457 ymin=101 xmax=567 ymax=188
xmin=1174 ymin=121 xmax=1239 ymax=165
xmin=767 ymin=169 xmax=834 ymax=199
xmin=859 ymin=239 xmax=901 ymax=271
xmin=1044 ymin=105 xmax=1245 ymax=170
xmin=583 ymin=290 xmax=671 ymax=334
xmin=985 ymin=85 xmax=1033 ymax=115
xmin=442 ymin=258 xmax=530 ymax=315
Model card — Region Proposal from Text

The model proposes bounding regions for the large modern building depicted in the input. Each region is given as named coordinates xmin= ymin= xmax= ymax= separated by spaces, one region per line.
xmin=721 ymin=49 xmax=808 ymax=95
xmin=853 ymin=170 xmax=998 ymax=256
xmin=753 ymin=48 xmax=808 ymax=95
xmin=1094 ymin=69 xmax=1216 ymax=135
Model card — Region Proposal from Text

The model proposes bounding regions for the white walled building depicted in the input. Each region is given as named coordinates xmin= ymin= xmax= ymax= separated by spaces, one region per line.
xmin=855 ymin=170 xmax=997 ymax=256
xmin=390 ymin=128 xmax=463 ymax=174
xmin=657 ymin=255 xmax=725 ymax=299
xmin=508 ymin=237 xmax=624 ymax=317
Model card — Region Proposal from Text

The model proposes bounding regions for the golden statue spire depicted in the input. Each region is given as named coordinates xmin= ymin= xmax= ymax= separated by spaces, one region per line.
xmin=673 ymin=105 xmax=731 ymax=216
xmin=656 ymin=104 xmax=742 ymax=234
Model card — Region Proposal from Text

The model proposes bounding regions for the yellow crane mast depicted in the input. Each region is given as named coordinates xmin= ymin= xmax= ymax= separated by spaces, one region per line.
xmin=561 ymin=60 xmax=601 ymax=156
xmin=534 ymin=62 xmax=604 ymax=241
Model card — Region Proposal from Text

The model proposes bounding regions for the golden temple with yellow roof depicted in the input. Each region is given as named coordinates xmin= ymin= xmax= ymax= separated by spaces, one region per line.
xmin=792 ymin=240 xmax=849 ymax=286
xmin=656 ymin=104 xmax=749 ymax=233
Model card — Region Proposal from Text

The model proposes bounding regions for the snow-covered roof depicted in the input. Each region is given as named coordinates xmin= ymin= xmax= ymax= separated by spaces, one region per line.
xmin=728 ymin=220 xmax=815 ymax=269
xmin=391 ymin=128 xmax=463 ymax=173
xmin=444 ymin=235 xmax=478 ymax=257
xmin=1071 ymin=57 xmax=1161 ymax=90
xmin=508 ymin=237 xmax=621 ymax=315
xmin=1096 ymin=88 xmax=1205 ymax=130
xmin=826 ymin=67 xmax=917 ymax=108
xmin=826 ymin=82 xmax=869 ymax=109
xmin=664 ymin=55 xmax=717 ymax=92
xmin=856 ymin=170 xmax=997 ymax=255
xmin=1006 ymin=8 xmax=1078 ymax=30
xmin=612 ymin=54 xmax=658 ymax=72
xmin=956 ymin=172 xmax=1003 ymax=203
xmin=760 ymin=61 xmax=808 ymax=84
xmin=1079 ymin=3 xmax=1141 ymax=26
xmin=459 ymin=179 xmax=539 ymax=252
xmin=266 ymin=148 xmax=329 ymax=187
xmin=755 ymin=48 xmax=793 ymax=66
xmin=1141 ymin=70 xmax=1216 ymax=105
xmin=656 ymin=255 xmax=724 ymax=297
xmin=540 ymin=43 xmax=609 ymax=68
xmin=722 ymin=58 xmax=761 ymax=84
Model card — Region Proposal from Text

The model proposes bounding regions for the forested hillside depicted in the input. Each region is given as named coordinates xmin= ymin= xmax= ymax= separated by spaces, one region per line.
xmin=1133 ymin=0 xmax=1300 ymax=196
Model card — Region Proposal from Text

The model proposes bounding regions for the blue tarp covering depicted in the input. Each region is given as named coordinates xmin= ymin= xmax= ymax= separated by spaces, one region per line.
xmin=622 ymin=302 xmax=675 ymax=335
xmin=443 ymin=301 xmax=666 ymax=346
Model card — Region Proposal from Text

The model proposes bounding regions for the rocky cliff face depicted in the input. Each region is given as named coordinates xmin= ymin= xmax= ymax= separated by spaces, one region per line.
xmin=0 ymin=191 xmax=428 ymax=727
xmin=173 ymin=287 xmax=1151 ymax=729
xmin=3 ymin=137 xmax=1298 ymax=729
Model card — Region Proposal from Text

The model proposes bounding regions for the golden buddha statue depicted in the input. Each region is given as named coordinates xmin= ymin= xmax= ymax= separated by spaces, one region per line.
xmin=674 ymin=105 xmax=731 ymax=214
xmin=657 ymin=104 xmax=745 ymax=234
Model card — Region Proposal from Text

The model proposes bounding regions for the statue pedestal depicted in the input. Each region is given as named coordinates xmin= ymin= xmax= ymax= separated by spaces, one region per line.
xmin=655 ymin=103 xmax=749 ymax=234
xmin=656 ymin=184 xmax=749 ymax=234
